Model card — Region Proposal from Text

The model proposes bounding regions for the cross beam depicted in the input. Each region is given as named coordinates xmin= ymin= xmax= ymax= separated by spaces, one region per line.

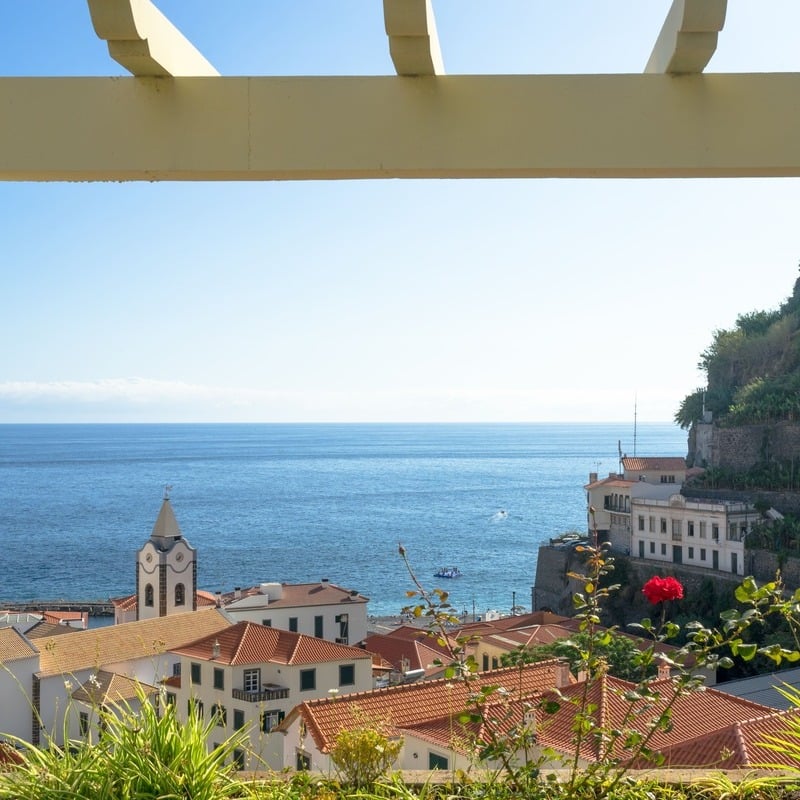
xmin=1 ymin=73 xmax=799 ymax=181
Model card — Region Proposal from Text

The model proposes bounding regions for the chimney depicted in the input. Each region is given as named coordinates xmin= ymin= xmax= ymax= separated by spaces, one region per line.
xmin=523 ymin=705 xmax=537 ymax=735
xmin=589 ymin=472 xmax=598 ymax=484
xmin=212 ymin=639 xmax=220 ymax=659
xmin=215 ymin=591 xmax=223 ymax=608
xmin=234 ymin=587 xmax=242 ymax=600
xmin=320 ymin=578 xmax=330 ymax=586
xmin=657 ymin=658 xmax=671 ymax=681
xmin=555 ymin=660 xmax=572 ymax=688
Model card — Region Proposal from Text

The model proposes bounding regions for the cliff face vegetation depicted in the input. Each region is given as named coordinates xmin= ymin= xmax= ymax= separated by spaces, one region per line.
xmin=675 ymin=270 xmax=800 ymax=430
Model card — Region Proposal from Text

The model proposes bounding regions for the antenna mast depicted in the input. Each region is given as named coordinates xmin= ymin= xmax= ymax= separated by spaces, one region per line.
xmin=633 ymin=396 xmax=638 ymax=457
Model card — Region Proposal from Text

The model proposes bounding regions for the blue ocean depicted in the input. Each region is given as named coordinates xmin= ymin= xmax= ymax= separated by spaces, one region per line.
xmin=0 ymin=423 xmax=686 ymax=617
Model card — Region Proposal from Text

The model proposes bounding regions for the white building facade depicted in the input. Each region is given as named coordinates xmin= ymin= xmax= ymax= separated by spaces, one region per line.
xmin=222 ymin=580 xmax=369 ymax=646
xmin=631 ymin=494 xmax=755 ymax=575
xmin=168 ymin=620 xmax=374 ymax=771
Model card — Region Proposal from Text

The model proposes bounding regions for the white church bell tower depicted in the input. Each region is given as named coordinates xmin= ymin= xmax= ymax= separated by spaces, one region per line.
xmin=136 ymin=488 xmax=197 ymax=621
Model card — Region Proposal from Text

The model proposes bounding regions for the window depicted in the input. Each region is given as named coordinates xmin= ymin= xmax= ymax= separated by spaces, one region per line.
xmin=300 ymin=668 xmax=316 ymax=691
xmin=491 ymin=656 xmax=499 ymax=669
xmin=172 ymin=662 xmax=181 ymax=676
xmin=289 ymin=617 xmax=298 ymax=632
xmin=661 ymin=543 xmax=667 ymax=556
xmin=649 ymin=516 xmax=655 ymax=533
xmin=660 ymin=518 xmax=667 ymax=534
xmin=700 ymin=548 xmax=707 ymax=561
xmin=688 ymin=547 xmax=694 ymax=559
xmin=688 ymin=521 xmax=695 ymax=537
xmin=314 ymin=615 xmax=324 ymax=638
xmin=260 ymin=709 xmax=285 ymax=732
xmin=165 ymin=691 xmax=176 ymax=706
xmin=213 ymin=668 xmax=224 ymax=690
xmin=729 ymin=523 xmax=737 ymax=541
xmin=233 ymin=749 xmax=246 ymax=770
xmin=190 ymin=662 xmax=201 ymax=685
xmin=482 ymin=654 xmax=489 ymax=671
xmin=339 ymin=663 xmax=355 ymax=686
xmin=699 ymin=521 xmax=707 ymax=539
xmin=233 ymin=709 xmax=245 ymax=731
xmin=712 ymin=524 xmax=719 ymax=540
xmin=145 ymin=583 xmax=154 ymax=607
xmin=296 ymin=751 xmax=311 ymax=771
xmin=188 ymin=699 xmax=204 ymax=718
xmin=175 ymin=582 xmax=185 ymax=606
xmin=79 ymin=711 xmax=89 ymax=737
xmin=660 ymin=474 xmax=676 ymax=484
xmin=262 ymin=619 xmax=272 ymax=627
xmin=211 ymin=704 xmax=227 ymax=727
xmin=638 ymin=516 xmax=645 ymax=531
xmin=649 ymin=541 xmax=655 ymax=554
xmin=336 ymin=613 xmax=349 ymax=644
xmin=243 ymin=669 xmax=260 ymax=693
xmin=429 ymin=753 xmax=449 ymax=770
xmin=672 ymin=520 xmax=681 ymax=536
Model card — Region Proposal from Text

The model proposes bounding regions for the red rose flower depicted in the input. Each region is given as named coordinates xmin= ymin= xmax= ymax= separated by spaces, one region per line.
xmin=642 ymin=576 xmax=684 ymax=604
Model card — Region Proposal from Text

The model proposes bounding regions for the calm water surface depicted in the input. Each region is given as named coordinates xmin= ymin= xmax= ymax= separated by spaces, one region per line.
xmin=0 ymin=423 xmax=686 ymax=616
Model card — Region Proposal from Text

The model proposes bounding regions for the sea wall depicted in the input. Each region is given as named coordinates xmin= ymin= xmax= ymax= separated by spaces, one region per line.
xmin=691 ymin=421 xmax=800 ymax=470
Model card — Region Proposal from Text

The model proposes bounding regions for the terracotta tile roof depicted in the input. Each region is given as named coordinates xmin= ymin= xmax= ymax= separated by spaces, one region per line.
xmin=622 ymin=457 xmax=687 ymax=472
xmin=281 ymin=660 xmax=572 ymax=754
xmin=363 ymin=630 xmax=452 ymax=674
xmin=42 ymin=611 xmax=87 ymax=625
xmin=111 ymin=594 xmax=138 ymax=611
xmin=171 ymin=621 xmax=372 ymax=666
xmin=71 ymin=669 xmax=156 ymax=705
xmin=26 ymin=621 xmax=80 ymax=640
xmin=585 ymin=477 xmax=636 ymax=490
xmin=162 ymin=674 xmax=182 ymax=688
xmin=111 ymin=590 xmax=218 ymax=612
xmin=535 ymin=674 xmax=776 ymax=763
xmin=36 ymin=608 xmax=232 ymax=678
xmin=222 ymin=581 xmax=368 ymax=609
xmin=630 ymin=709 xmax=800 ymax=769
xmin=0 ymin=627 xmax=38 ymax=662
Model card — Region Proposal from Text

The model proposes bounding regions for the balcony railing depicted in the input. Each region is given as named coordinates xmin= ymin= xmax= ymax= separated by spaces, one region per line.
xmin=671 ymin=532 xmax=682 ymax=542
xmin=231 ymin=684 xmax=289 ymax=703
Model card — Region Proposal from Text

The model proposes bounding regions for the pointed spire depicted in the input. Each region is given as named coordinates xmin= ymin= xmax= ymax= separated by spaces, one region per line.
xmin=150 ymin=497 xmax=182 ymax=541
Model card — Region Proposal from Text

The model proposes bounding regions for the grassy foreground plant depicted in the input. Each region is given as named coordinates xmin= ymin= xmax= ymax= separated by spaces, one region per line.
xmin=0 ymin=689 xmax=252 ymax=800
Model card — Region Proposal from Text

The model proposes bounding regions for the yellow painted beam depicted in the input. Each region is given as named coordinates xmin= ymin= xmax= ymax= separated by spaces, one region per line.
xmin=384 ymin=0 xmax=445 ymax=76
xmin=87 ymin=0 xmax=218 ymax=77
xmin=1 ymin=73 xmax=799 ymax=181
xmin=645 ymin=0 xmax=727 ymax=74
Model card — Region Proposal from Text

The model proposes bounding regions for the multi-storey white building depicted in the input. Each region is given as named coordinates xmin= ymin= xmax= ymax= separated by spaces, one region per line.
xmin=168 ymin=621 xmax=374 ymax=770
xmin=631 ymin=494 xmax=756 ymax=575
xmin=584 ymin=457 xmax=688 ymax=552
xmin=222 ymin=580 xmax=369 ymax=646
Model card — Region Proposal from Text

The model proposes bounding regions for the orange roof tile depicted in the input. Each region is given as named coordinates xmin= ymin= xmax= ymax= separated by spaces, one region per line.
xmin=36 ymin=608 xmax=232 ymax=678
xmin=222 ymin=581 xmax=368 ymax=609
xmin=535 ymin=674 xmax=776 ymax=763
xmin=630 ymin=709 xmax=800 ymax=769
xmin=0 ymin=627 xmax=38 ymax=662
xmin=171 ymin=621 xmax=372 ymax=666
xmin=622 ymin=457 xmax=687 ymax=472
xmin=281 ymin=660 xmax=572 ymax=754
xmin=71 ymin=670 xmax=156 ymax=705
xmin=363 ymin=630 xmax=452 ymax=674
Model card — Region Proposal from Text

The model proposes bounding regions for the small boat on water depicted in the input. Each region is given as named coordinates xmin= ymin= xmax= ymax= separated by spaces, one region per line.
xmin=434 ymin=566 xmax=462 ymax=579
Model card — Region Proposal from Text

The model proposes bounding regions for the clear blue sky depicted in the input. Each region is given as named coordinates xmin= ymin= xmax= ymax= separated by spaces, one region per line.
xmin=2 ymin=2 xmax=800 ymax=423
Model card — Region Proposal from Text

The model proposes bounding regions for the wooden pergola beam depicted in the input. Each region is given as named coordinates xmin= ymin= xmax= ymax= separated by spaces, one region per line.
xmin=1 ymin=73 xmax=799 ymax=182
